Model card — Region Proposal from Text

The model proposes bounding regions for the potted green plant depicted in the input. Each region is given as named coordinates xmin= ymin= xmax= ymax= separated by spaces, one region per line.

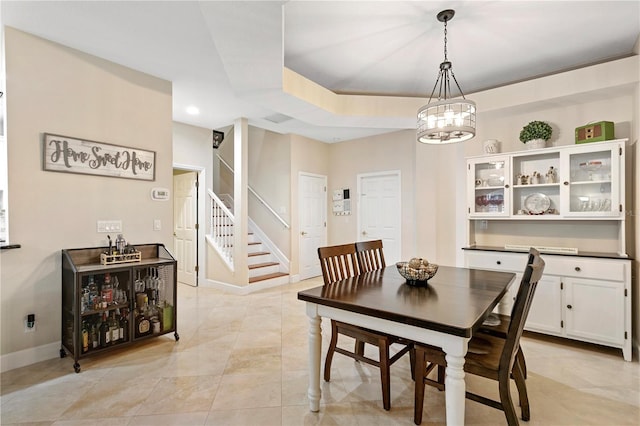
xmin=519 ymin=120 xmax=552 ymax=149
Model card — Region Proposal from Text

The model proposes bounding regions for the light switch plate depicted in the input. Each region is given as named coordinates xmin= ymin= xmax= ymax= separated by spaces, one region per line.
xmin=153 ymin=219 xmax=161 ymax=231
xmin=97 ymin=220 xmax=122 ymax=233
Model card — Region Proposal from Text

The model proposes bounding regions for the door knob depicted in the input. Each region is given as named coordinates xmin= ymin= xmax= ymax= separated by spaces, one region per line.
xmin=301 ymin=231 xmax=307 ymax=236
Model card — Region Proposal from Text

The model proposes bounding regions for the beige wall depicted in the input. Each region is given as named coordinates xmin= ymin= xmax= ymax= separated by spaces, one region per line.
xmin=327 ymin=130 xmax=417 ymax=259
xmin=1 ymin=28 xmax=172 ymax=363
xmin=290 ymin=134 xmax=330 ymax=276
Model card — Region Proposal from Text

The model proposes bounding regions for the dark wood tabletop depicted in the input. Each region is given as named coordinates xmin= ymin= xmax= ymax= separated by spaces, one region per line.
xmin=298 ymin=265 xmax=516 ymax=338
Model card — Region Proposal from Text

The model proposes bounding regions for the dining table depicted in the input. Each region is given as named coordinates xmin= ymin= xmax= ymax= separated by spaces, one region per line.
xmin=297 ymin=264 xmax=516 ymax=426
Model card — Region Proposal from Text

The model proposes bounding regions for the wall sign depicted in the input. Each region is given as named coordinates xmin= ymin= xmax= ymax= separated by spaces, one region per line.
xmin=43 ymin=133 xmax=155 ymax=181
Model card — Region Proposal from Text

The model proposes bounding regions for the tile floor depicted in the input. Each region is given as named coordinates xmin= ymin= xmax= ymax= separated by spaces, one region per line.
xmin=1 ymin=277 xmax=639 ymax=425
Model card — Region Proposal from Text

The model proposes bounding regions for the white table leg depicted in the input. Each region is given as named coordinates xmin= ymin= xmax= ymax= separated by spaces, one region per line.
xmin=443 ymin=338 xmax=468 ymax=426
xmin=306 ymin=303 xmax=322 ymax=412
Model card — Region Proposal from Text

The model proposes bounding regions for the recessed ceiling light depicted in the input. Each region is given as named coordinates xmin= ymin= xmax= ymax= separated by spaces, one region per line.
xmin=186 ymin=106 xmax=200 ymax=115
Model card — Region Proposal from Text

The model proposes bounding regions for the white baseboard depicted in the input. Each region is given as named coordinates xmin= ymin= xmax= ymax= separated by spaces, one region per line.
xmin=202 ymin=276 xmax=290 ymax=295
xmin=1 ymin=341 xmax=60 ymax=373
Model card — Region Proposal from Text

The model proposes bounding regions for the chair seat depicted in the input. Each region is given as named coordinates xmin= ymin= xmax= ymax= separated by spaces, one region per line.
xmin=334 ymin=320 xmax=411 ymax=345
xmin=479 ymin=313 xmax=510 ymax=337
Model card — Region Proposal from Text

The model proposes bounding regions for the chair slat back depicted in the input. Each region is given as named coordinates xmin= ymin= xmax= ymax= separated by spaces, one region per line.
xmin=501 ymin=248 xmax=545 ymax=372
xmin=318 ymin=243 xmax=359 ymax=285
xmin=355 ymin=240 xmax=386 ymax=273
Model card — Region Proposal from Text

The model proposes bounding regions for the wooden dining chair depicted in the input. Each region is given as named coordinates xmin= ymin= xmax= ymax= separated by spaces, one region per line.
xmin=478 ymin=250 xmax=537 ymax=379
xmin=355 ymin=239 xmax=386 ymax=272
xmin=318 ymin=242 xmax=412 ymax=411
xmin=413 ymin=248 xmax=545 ymax=425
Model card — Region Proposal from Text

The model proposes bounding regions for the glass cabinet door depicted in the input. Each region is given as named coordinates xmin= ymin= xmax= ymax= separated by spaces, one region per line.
xmin=132 ymin=263 xmax=176 ymax=339
xmin=468 ymin=156 xmax=509 ymax=217
xmin=562 ymin=144 xmax=621 ymax=217
xmin=77 ymin=269 xmax=132 ymax=354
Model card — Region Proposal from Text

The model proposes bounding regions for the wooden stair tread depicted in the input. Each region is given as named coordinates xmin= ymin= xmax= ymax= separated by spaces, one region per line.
xmin=249 ymin=271 xmax=289 ymax=283
xmin=248 ymin=251 xmax=271 ymax=257
xmin=249 ymin=261 xmax=279 ymax=270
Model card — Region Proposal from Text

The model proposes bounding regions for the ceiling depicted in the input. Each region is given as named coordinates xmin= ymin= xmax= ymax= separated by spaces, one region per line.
xmin=2 ymin=1 xmax=639 ymax=143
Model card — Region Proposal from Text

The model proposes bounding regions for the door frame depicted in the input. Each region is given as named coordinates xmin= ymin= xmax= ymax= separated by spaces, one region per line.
xmin=298 ymin=172 xmax=327 ymax=281
xmin=173 ymin=163 xmax=205 ymax=286
xmin=356 ymin=170 xmax=402 ymax=262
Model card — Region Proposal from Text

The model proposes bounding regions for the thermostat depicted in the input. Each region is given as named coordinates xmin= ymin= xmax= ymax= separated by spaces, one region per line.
xmin=151 ymin=188 xmax=170 ymax=201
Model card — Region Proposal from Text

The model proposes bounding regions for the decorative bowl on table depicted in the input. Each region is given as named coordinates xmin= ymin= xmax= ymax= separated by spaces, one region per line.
xmin=396 ymin=258 xmax=438 ymax=287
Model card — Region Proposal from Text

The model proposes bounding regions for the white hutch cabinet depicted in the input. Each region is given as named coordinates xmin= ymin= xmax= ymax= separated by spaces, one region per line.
xmin=464 ymin=139 xmax=631 ymax=361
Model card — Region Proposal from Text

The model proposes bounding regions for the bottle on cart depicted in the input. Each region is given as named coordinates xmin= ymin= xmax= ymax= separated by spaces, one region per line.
xmin=88 ymin=276 xmax=99 ymax=310
xmin=81 ymin=282 xmax=90 ymax=313
xmin=81 ymin=321 xmax=89 ymax=353
xmin=135 ymin=305 xmax=151 ymax=337
xmin=120 ymin=309 xmax=129 ymax=342
xmin=101 ymin=273 xmax=113 ymax=307
xmin=90 ymin=320 xmax=99 ymax=349
xmin=99 ymin=312 xmax=110 ymax=348
xmin=148 ymin=297 xmax=160 ymax=334
xmin=109 ymin=311 xmax=120 ymax=344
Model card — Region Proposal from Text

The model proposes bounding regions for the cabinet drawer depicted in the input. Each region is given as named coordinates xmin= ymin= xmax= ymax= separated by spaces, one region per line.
xmin=543 ymin=257 xmax=626 ymax=281
xmin=465 ymin=251 xmax=528 ymax=272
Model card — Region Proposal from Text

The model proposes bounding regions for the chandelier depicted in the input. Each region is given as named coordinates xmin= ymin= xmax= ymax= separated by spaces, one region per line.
xmin=417 ymin=9 xmax=476 ymax=144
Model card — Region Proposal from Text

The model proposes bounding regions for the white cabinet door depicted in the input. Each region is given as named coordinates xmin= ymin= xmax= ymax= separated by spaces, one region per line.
xmin=564 ymin=277 xmax=625 ymax=345
xmin=525 ymin=275 xmax=563 ymax=335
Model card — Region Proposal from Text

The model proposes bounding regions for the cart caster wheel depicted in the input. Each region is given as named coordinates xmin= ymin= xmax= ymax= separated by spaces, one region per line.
xmin=73 ymin=362 xmax=81 ymax=373
xmin=60 ymin=348 xmax=66 ymax=358
xmin=174 ymin=332 xmax=180 ymax=341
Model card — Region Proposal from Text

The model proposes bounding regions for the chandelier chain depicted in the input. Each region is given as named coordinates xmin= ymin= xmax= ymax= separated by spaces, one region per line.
xmin=443 ymin=20 xmax=448 ymax=62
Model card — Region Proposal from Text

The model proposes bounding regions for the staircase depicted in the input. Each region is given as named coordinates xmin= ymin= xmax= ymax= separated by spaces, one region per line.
xmin=247 ymin=233 xmax=288 ymax=283
xmin=208 ymin=190 xmax=289 ymax=287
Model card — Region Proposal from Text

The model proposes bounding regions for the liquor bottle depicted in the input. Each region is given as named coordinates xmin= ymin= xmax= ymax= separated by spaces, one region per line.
xmin=135 ymin=306 xmax=151 ymax=337
xmin=147 ymin=297 xmax=160 ymax=334
xmin=81 ymin=282 xmax=90 ymax=313
xmin=120 ymin=308 xmax=129 ymax=342
xmin=99 ymin=312 xmax=110 ymax=348
xmin=110 ymin=311 xmax=119 ymax=344
xmin=88 ymin=276 xmax=99 ymax=310
xmin=81 ymin=321 xmax=89 ymax=353
xmin=101 ymin=273 xmax=113 ymax=306
xmin=90 ymin=320 xmax=99 ymax=349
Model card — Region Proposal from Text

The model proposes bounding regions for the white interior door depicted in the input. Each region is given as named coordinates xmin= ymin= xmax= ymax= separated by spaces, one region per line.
xmin=358 ymin=171 xmax=401 ymax=264
xmin=298 ymin=173 xmax=327 ymax=280
xmin=174 ymin=171 xmax=198 ymax=286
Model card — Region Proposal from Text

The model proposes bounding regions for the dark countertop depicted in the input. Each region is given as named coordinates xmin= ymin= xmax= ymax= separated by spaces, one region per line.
xmin=0 ymin=243 xmax=21 ymax=250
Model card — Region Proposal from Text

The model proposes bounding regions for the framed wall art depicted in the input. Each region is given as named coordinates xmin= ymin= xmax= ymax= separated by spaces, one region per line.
xmin=43 ymin=133 xmax=156 ymax=181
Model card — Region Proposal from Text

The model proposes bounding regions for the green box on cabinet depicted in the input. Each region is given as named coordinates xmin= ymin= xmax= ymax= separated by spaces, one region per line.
xmin=575 ymin=121 xmax=614 ymax=144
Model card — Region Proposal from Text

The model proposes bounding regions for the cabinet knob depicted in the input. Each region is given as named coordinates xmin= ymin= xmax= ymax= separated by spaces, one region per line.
xmin=567 ymin=304 xmax=573 ymax=309
xmin=563 ymin=181 xmax=569 ymax=186
xmin=574 ymin=266 xmax=581 ymax=272
xmin=496 ymin=261 xmax=501 ymax=265
xmin=504 ymin=184 xmax=509 ymax=189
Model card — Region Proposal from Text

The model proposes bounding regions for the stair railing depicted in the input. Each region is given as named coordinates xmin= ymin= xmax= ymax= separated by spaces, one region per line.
xmin=216 ymin=153 xmax=290 ymax=229
xmin=208 ymin=189 xmax=234 ymax=268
